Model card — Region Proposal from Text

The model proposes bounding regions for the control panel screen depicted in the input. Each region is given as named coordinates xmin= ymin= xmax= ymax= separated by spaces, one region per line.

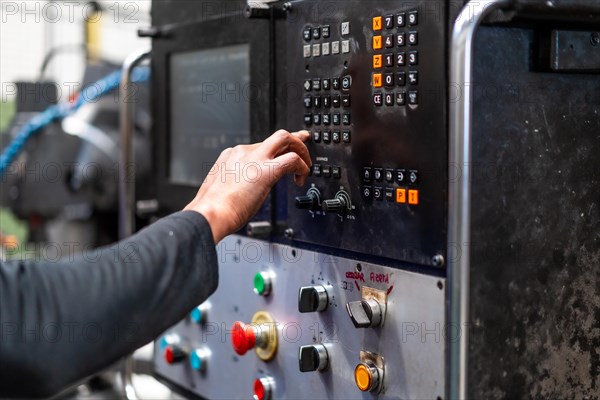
xmin=169 ymin=44 xmax=251 ymax=186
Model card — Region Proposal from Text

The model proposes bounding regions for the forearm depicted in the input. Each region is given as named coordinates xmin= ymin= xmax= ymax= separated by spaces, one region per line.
xmin=0 ymin=211 xmax=218 ymax=398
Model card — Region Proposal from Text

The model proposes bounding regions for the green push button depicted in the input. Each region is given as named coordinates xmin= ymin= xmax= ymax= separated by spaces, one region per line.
xmin=253 ymin=272 xmax=272 ymax=296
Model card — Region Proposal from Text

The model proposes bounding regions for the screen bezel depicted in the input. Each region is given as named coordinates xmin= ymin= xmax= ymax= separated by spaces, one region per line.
xmin=152 ymin=16 xmax=271 ymax=214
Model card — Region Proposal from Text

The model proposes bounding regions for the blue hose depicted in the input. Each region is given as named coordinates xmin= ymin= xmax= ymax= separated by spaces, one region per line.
xmin=0 ymin=67 xmax=150 ymax=179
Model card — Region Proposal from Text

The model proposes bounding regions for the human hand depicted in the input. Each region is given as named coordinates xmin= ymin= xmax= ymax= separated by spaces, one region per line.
xmin=184 ymin=130 xmax=311 ymax=243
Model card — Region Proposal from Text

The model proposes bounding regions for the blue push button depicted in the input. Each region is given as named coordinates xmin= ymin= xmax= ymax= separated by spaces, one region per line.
xmin=190 ymin=349 xmax=208 ymax=372
xmin=160 ymin=333 xmax=179 ymax=350
xmin=191 ymin=306 xmax=204 ymax=324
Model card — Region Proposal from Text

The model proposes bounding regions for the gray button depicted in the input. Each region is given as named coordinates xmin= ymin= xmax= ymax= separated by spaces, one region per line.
xmin=341 ymin=21 xmax=350 ymax=36
xmin=331 ymin=41 xmax=340 ymax=54
xmin=342 ymin=40 xmax=350 ymax=54
xmin=312 ymin=44 xmax=321 ymax=57
xmin=304 ymin=45 xmax=311 ymax=58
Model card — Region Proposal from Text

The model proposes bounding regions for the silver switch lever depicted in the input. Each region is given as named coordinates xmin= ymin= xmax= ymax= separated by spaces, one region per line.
xmin=346 ymin=299 xmax=383 ymax=328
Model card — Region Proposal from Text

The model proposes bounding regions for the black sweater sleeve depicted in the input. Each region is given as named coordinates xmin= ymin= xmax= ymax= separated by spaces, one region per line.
xmin=0 ymin=211 xmax=218 ymax=398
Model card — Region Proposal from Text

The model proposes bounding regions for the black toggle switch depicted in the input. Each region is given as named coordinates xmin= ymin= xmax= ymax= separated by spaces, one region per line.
xmin=298 ymin=286 xmax=328 ymax=313
xmin=346 ymin=299 xmax=383 ymax=328
xmin=299 ymin=344 xmax=329 ymax=372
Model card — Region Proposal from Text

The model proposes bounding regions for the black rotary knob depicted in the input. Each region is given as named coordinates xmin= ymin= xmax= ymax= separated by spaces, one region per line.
xmin=295 ymin=195 xmax=315 ymax=209
xmin=298 ymin=286 xmax=329 ymax=313
xmin=322 ymin=198 xmax=345 ymax=212
xmin=322 ymin=191 xmax=351 ymax=213
xmin=295 ymin=188 xmax=321 ymax=210
xmin=299 ymin=344 xmax=329 ymax=372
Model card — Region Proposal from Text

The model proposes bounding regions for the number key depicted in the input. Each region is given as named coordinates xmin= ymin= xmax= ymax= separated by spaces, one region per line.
xmin=396 ymin=33 xmax=405 ymax=47
xmin=397 ymin=52 xmax=406 ymax=66
xmin=384 ymin=53 xmax=394 ymax=67
xmin=396 ymin=13 xmax=405 ymax=27
xmin=385 ymin=35 xmax=394 ymax=48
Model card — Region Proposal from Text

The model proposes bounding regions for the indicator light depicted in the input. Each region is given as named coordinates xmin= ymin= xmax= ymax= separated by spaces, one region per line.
xmin=354 ymin=362 xmax=379 ymax=392
xmin=254 ymin=379 xmax=265 ymax=400
xmin=253 ymin=376 xmax=274 ymax=400
xmin=355 ymin=363 xmax=373 ymax=391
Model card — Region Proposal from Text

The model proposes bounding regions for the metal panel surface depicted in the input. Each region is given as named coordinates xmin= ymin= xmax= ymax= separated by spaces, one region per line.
xmin=468 ymin=26 xmax=600 ymax=399
xmin=154 ymin=236 xmax=446 ymax=399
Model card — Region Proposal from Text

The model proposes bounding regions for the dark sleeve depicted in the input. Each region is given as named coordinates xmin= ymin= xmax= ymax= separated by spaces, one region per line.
xmin=0 ymin=211 xmax=218 ymax=398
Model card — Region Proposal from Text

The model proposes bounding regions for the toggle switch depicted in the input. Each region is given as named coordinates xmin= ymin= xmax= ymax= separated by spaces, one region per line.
xmin=299 ymin=344 xmax=329 ymax=372
xmin=298 ymin=285 xmax=329 ymax=313
xmin=346 ymin=298 xmax=384 ymax=328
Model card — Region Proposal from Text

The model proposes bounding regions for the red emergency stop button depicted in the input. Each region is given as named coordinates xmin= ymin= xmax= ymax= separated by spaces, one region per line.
xmin=164 ymin=345 xmax=186 ymax=365
xmin=232 ymin=321 xmax=257 ymax=356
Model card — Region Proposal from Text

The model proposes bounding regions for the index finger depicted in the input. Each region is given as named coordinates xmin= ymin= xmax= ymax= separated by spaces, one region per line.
xmin=260 ymin=130 xmax=312 ymax=167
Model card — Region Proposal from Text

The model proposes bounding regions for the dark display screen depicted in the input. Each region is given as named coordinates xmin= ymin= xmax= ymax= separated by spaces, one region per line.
xmin=169 ymin=44 xmax=251 ymax=186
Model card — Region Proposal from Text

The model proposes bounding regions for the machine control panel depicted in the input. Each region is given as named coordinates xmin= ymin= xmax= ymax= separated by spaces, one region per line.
xmin=154 ymin=236 xmax=446 ymax=399
xmin=287 ymin=0 xmax=447 ymax=267
xmin=152 ymin=1 xmax=449 ymax=398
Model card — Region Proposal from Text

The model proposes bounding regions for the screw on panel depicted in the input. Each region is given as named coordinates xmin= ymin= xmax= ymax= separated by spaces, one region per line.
xmin=591 ymin=33 xmax=600 ymax=46
xmin=284 ymin=228 xmax=294 ymax=239
xmin=432 ymin=255 xmax=445 ymax=267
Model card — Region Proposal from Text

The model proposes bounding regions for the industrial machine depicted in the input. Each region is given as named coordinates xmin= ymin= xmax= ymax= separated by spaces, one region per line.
xmin=149 ymin=0 xmax=599 ymax=399
xmin=0 ymin=65 xmax=153 ymax=254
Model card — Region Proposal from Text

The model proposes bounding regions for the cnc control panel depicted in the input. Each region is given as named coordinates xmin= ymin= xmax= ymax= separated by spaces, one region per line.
xmin=152 ymin=0 xmax=449 ymax=398
xmin=286 ymin=0 xmax=447 ymax=267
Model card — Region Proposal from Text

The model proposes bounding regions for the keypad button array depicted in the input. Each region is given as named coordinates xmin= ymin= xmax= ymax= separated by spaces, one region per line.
xmin=303 ymin=21 xmax=352 ymax=58
xmin=311 ymin=129 xmax=351 ymax=144
xmin=371 ymin=11 xmax=419 ymax=107
xmin=362 ymin=165 xmax=420 ymax=205
xmin=311 ymin=164 xmax=342 ymax=180
xmin=304 ymin=72 xmax=353 ymax=140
